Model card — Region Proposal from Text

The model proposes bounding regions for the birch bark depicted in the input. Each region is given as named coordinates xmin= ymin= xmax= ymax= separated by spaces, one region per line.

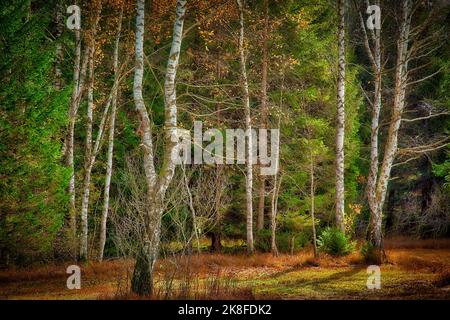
xmin=257 ymin=0 xmax=269 ymax=232
xmin=335 ymin=0 xmax=346 ymax=233
xmin=373 ymin=0 xmax=412 ymax=251
xmin=237 ymin=0 xmax=254 ymax=254
xmin=310 ymin=151 xmax=318 ymax=258
xmin=66 ymin=18 xmax=82 ymax=257
xmin=79 ymin=3 xmax=103 ymax=260
xmin=131 ymin=0 xmax=186 ymax=295
xmin=98 ymin=7 xmax=123 ymax=261
xmin=357 ymin=0 xmax=384 ymax=249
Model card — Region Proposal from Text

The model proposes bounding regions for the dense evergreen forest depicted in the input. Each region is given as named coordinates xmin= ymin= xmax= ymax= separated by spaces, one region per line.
xmin=0 ymin=0 xmax=449 ymax=299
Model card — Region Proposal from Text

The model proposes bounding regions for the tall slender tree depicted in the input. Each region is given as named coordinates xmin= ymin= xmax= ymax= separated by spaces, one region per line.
xmin=79 ymin=2 xmax=103 ymax=260
xmin=335 ymin=0 xmax=346 ymax=233
xmin=98 ymin=5 xmax=124 ymax=262
xmin=372 ymin=0 xmax=412 ymax=258
xmin=355 ymin=0 xmax=383 ymax=252
xmin=257 ymin=0 xmax=269 ymax=232
xmin=131 ymin=0 xmax=186 ymax=295
xmin=236 ymin=0 xmax=254 ymax=254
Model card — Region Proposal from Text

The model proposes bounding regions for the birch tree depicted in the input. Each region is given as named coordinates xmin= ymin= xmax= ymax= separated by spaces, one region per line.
xmin=335 ymin=0 xmax=346 ymax=233
xmin=257 ymin=0 xmax=269 ymax=232
xmin=78 ymin=2 xmax=102 ymax=260
xmin=355 ymin=0 xmax=448 ymax=259
xmin=236 ymin=0 xmax=254 ymax=254
xmin=65 ymin=3 xmax=88 ymax=256
xmin=310 ymin=149 xmax=318 ymax=259
xmin=98 ymin=6 xmax=124 ymax=262
xmin=367 ymin=0 xmax=412 ymax=259
xmin=131 ymin=0 xmax=186 ymax=295
xmin=354 ymin=0 xmax=384 ymax=251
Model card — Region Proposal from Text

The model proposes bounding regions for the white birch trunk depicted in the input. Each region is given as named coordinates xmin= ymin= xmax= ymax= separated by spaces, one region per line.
xmin=66 ymin=24 xmax=82 ymax=256
xmin=257 ymin=0 xmax=269 ymax=232
xmin=131 ymin=0 xmax=186 ymax=296
xmin=270 ymin=173 xmax=281 ymax=257
xmin=358 ymin=0 xmax=383 ymax=248
xmin=373 ymin=0 xmax=412 ymax=249
xmin=237 ymin=0 xmax=254 ymax=254
xmin=335 ymin=0 xmax=346 ymax=233
xmin=310 ymin=151 xmax=318 ymax=258
xmin=79 ymin=80 xmax=118 ymax=260
xmin=78 ymin=4 xmax=103 ymax=260
xmin=98 ymin=7 xmax=123 ymax=262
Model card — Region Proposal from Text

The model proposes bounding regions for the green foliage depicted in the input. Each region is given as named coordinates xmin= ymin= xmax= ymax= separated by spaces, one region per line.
xmin=0 ymin=0 xmax=69 ymax=263
xmin=255 ymin=229 xmax=310 ymax=253
xmin=317 ymin=227 xmax=355 ymax=256
xmin=433 ymin=155 xmax=450 ymax=192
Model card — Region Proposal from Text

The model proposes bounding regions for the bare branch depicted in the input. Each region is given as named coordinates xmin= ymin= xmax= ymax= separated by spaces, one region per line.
xmin=402 ymin=112 xmax=450 ymax=123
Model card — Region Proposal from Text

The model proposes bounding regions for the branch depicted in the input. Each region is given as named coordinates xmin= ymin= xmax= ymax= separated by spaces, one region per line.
xmin=392 ymin=156 xmax=421 ymax=168
xmin=398 ymin=137 xmax=450 ymax=155
xmin=402 ymin=112 xmax=449 ymax=123
xmin=406 ymin=68 xmax=442 ymax=87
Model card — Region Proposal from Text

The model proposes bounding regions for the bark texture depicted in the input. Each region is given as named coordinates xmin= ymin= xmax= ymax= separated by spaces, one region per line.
xmin=257 ymin=0 xmax=269 ymax=232
xmin=372 ymin=0 xmax=412 ymax=253
xmin=131 ymin=0 xmax=186 ymax=295
xmin=79 ymin=4 xmax=103 ymax=260
xmin=357 ymin=0 xmax=384 ymax=252
xmin=310 ymin=152 xmax=318 ymax=258
xmin=98 ymin=7 xmax=123 ymax=261
xmin=237 ymin=0 xmax=254 ymax=254
xmin=335 ymin=0 xmax=346 ymax=233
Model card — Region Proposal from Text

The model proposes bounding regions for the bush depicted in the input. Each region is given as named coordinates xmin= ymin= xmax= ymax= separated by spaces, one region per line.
xmin=255 ymin=229 xmax=272 ymax=252
xmin=317 ymin=227 xmax=355 ymax=256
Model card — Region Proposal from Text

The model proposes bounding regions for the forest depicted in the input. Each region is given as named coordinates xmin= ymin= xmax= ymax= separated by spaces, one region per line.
xmin=0 ymin=0 xmax=449 ymax=300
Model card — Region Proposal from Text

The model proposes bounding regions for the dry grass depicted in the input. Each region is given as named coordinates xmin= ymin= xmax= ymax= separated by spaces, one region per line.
xmin=0 ymin=259 xmax=134 ymax=284
xmin=1 ymin=239 xmax=449 ymax=300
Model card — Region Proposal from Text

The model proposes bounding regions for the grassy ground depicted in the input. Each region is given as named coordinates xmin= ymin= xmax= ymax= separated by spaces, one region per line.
xmin=1 ymin=239 xmax=449 ymax=300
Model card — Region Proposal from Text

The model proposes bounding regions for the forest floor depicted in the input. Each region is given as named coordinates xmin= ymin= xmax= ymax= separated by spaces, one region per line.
xmin=1 ymin=238 xmax=449 ymax=300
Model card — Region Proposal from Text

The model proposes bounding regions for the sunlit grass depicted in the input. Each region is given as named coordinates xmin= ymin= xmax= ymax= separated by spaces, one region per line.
xmin=1 ymin=245 xmax=449 ymax=300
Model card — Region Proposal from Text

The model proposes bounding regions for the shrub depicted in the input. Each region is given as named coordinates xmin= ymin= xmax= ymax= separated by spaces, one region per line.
xmin=317 ymin=227 xmax=355 ymax=256
xmin=255 ymin=229 xmax=272 ymax=252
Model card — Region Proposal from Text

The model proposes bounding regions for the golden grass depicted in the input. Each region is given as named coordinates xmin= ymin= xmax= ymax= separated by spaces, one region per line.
xmin=1 ymin=240 xmax=449 ymax=300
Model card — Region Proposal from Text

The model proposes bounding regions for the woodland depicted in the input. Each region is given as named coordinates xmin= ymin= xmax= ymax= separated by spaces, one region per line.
xmin=0 ymin=0 xmax=449 ymax=300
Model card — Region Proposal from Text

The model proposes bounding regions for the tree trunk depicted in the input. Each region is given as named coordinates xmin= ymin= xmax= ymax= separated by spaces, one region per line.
xmin=210 ymin=52 xmax=224 ymax=253
xmin=79 ymin=4 xmax=103 ymax=261
xmin=270 ymin=173 xmax=281 ymax=257
xmin=211 ymin=164 xmax=223 ymax=253
xmin=65 ymin=23 xmax=84 ymax=258
xmin=257 ymin=0 xmax=269 ymax=232
xmin=98 ymin=7 xmax=123 ymax=262
xmin=357 ymin=0 xmax=384 ymax=250
xmin=310 ymin=151 xmax=318 ymax=259
xmin=210 ymin=232 xmax=222 ymax=253
xmin=372 ymin=0 xmax=412 ymax=259
xmin=335 ymin=0 xmax=346 ymax=233
xmin=131 ymin=201 xmax=163 ymax=295
xmin=131 ymin=0 xmax=186 ymax=296
xmin=65 ymin=2 xmax=100 ymax=259
xmin=237 ymin=0 xmax=254 ymax=255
